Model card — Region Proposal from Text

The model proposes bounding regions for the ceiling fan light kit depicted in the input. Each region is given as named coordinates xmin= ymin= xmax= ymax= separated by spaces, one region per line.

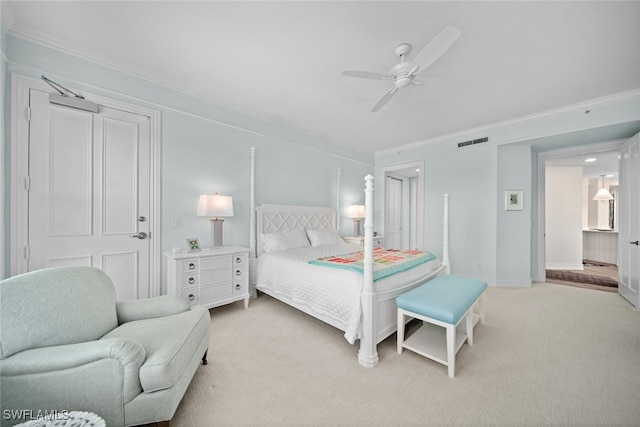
xmin=342 ymin=26 xmax=461 ymax=112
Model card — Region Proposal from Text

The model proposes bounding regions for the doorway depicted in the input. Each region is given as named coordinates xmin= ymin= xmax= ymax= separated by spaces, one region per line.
xmin=538 ymin=141 xmax=622 ymax=291
xmin=10 ymin=74 xmax=162 ymax=298
xmin=380 ymin=161 xmax=424 ymax=250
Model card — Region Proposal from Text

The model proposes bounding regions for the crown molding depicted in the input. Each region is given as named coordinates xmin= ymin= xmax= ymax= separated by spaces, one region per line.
xmin=6 ymin=22 xmax=358 ymax=155
xmin=376 ymin=88 xmax=640 ymax=157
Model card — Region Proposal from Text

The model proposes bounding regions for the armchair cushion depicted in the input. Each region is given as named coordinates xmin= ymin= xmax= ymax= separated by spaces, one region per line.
xmin=103 ymin=306 xmax=210 ymax=393
xmin=116 ymin=295 xmax=190 ymax=324
xmin=0 ymin=267 xmax=117 ymax=359
xmin=0 ymin=337 xmax=145 ymax=403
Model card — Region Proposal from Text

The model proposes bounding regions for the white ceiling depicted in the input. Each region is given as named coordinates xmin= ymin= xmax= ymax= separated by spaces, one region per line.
xmin=4 ymin=1 xmax=640 ymax=155
xmin=545 ymin=149 xmax=619 ymax=183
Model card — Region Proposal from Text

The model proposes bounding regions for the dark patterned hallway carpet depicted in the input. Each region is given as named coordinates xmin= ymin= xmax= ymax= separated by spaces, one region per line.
xmin=546 ymin=270 xmax=618 ymax=287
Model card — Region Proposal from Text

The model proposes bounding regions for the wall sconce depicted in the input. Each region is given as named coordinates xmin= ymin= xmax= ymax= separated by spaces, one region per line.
xmin=197 ymin=194 xmax=234 ymax=247
xmin=347 ymin=204 xmax=365 ymax=236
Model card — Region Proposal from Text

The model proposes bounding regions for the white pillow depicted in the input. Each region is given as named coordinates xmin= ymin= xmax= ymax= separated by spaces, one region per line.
xmin=262 ymin=229 xmax=310 ymax=253
xmin=305 ymin=229 xmax=344 ymax=247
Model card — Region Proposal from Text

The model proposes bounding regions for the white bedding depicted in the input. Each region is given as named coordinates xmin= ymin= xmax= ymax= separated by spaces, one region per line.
xmin=250 ymin=243 xmax=442 ymax=344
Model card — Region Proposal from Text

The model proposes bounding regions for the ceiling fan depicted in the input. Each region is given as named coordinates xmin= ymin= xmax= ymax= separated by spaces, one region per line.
xmin=342 ymin=26 xmax=461 ymax=112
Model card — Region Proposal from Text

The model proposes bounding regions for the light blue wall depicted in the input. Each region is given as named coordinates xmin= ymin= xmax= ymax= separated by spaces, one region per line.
xmin=496 ymin=144 xmax=531 ymax=286
xmin=377 ymin=94 xmax=640 ymax=286
xmin=3 ymin=35 xmax=373 ymax=288
xmin=379 ymin=143 xmax=498 ymax=283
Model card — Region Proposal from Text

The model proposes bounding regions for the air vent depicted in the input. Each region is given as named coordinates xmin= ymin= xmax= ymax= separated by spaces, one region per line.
xmin=457 ymin=137 xmax=488 ymax=148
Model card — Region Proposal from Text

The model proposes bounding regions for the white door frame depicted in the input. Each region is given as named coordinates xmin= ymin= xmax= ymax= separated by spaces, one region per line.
xmin=535 ymin=139 xmax=624 ymax=282
xmin=378 ymin=161 xmax=424 ymax=251
xmin=10 ymin=74 xmax=162 ymax=296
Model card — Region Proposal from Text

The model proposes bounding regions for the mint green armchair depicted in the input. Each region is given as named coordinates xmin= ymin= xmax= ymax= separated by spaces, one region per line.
xmin=0 ymin=267 xmax=210 ymax=426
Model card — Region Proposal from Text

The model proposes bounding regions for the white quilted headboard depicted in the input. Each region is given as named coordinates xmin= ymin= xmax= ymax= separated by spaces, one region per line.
xmin=255 ymin=204 xmax=337 ymax=257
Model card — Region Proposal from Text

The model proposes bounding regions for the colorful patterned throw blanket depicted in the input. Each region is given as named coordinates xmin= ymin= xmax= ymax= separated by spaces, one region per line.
xmin=309 ymin=247 xmax=437 ymax=281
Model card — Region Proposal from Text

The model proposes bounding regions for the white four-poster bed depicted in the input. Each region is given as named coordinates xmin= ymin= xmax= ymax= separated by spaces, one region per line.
xmin=248 ymin=148 xmax=451 ymax=367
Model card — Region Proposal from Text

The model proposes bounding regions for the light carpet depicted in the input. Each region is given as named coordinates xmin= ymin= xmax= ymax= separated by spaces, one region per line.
xmin=172 ymin=283 xmax=640 ymax=427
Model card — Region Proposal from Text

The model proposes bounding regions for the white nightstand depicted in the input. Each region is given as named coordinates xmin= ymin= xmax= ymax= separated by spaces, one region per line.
xmin=343 ymin=235 xmax=384 ymax=247
xmin=165 ymin=246 xmax=250 ymax=310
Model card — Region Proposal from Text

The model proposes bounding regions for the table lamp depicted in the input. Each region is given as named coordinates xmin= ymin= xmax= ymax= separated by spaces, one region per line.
xmin=197 ymin=194 xmax=234 ymax=247
xmin=347 ymin=204 xmax=365 ymax=236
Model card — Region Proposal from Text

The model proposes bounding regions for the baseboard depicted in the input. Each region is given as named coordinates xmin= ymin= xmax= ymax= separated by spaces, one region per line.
xmin=546 ymin=264 xmax=584 ymax=271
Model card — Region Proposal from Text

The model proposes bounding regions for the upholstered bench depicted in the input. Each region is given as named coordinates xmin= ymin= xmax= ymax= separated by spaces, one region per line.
xmin=396 ymin=274 xmax=487 ymax=378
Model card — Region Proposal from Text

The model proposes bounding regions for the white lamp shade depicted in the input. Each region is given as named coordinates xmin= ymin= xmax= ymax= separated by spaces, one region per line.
xmin=593 ymin=175 xmax=614 ymax=201
xmin=347 ymin=204 xmax=365 ymax=219
xmin=593 ymin=188 xmax=614 ymax=201
xmin=197 ymin=194 xmax=234 ymax=217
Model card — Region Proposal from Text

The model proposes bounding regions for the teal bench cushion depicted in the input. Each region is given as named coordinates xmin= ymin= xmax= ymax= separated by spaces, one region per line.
xmin=396 ymin=275 xmax=488 ymax=324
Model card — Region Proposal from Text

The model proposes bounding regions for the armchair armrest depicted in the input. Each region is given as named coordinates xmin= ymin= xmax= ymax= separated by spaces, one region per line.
xmin=1 ymin=337 xmax=145 ymax=404
xmin=116 ymin=294 xmax=190 ymax=324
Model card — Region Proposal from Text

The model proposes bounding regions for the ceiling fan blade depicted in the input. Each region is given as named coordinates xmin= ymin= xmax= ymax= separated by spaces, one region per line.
xmin=371 ymin=87 xmax=399 ymax=112
xmin=412 ymin=26 xmax=461 ymax=74
xmin=342 ymin=70 xmax=392 ymax=80
xmin=411 ymin=79 xmax=424 ymax=86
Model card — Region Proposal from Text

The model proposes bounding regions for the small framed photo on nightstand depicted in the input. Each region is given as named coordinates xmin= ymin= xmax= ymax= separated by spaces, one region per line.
xmin=186 ymin=238 xmax=201 ymax=252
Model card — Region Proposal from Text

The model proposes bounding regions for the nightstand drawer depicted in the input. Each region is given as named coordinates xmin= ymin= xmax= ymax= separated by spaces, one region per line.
xmin=200 ymin=284 xmax=231 ymax=304
xmin=233 ymin=253 xmax=248 ymax=266
xmin=178 ymin=273 xmax=200 ymax=288
xmin=200 ymin=255 xmax=232 ymax=271
xmin=232 ymin=266 xmax=247 ymax=280
xmin=182 ymin=287 xmax=199 ymax=306
xmin=178 ymin=259 xmax=199 ymax=273
xmin=200 ymin=268 xmax=231 ymax=285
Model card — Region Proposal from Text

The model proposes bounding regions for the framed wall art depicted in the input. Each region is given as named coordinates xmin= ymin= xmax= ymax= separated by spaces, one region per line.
xmin=505 ymin=190 xmax=523 ymax=211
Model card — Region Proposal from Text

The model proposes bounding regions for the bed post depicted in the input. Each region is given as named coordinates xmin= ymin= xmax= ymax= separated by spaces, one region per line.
xmin=358 ymin=174 xmax=379 ymax=368
xmin=443 ymin=193 xmax=451 ymax=274
xmin=249 ymin=147 xmax=256 ymax=258
xmin=336 ymin=167 xmax=341 ymax=219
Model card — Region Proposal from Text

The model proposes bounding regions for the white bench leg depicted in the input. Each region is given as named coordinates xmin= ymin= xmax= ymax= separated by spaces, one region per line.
xmin=479 ymin=293 xmax=486 ymax=325
xmin=397 ymin=309 xmax=405 ymax=354
xmin=466 ymin=311 xmax=474 ymax=346
xmin=446 ymin=324 xmax=455 ymax=378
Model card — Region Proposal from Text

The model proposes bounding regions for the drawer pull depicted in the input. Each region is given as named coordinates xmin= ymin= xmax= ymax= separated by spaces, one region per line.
xmin=188 ymin=262 xmax=196 ymax=270
xmin=188 ymin=277 xmax=195 ymax=285
xmin=236 ymin=270 xmax=241 ymax=276
xmin=235 ymin=257 xmax=242 ymax=263
xmin=188 ymin=294 xmax=195 ymax=301
xmin=235 ymin=284 xmax=241 ymax=290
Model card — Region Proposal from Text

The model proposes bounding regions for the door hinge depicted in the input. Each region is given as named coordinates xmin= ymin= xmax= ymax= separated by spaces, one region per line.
xmin=26 ymin=107 xmax=31 ymax=122
xmin=24 ymin=246 xmax=30 ymax=260
xmin=24 ymin=176 xmax=31 ymax=191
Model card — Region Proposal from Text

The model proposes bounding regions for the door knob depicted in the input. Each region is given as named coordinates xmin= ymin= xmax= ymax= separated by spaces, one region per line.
xmin=130 ymin=232 xmax=147 ymax=239
xmin=630 ymin=240 xmax=639 ymax=246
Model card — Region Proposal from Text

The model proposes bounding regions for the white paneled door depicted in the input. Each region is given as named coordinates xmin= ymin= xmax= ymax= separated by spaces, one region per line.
xmin=27 ymin=88 xmax=152 ymax=300
xmin=618 ymin=132 xmax=640 ymax=308
xmin=385 ymin=176 xmax=402 ymax=249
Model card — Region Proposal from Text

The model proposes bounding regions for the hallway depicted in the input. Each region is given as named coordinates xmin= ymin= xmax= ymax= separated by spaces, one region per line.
xmin=546 ymin=261 xmax=618 ymax=293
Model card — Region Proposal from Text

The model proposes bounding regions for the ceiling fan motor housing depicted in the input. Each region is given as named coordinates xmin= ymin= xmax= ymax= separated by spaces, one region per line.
xmin=390 ymin=62 xmax=417 ymax=88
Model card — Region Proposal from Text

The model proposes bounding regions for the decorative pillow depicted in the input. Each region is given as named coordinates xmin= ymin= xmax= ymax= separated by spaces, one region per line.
xmin=305 ymin=229 xmax=344 ymax=247
xmin=262 ymin=229 xmax=310 ymax=253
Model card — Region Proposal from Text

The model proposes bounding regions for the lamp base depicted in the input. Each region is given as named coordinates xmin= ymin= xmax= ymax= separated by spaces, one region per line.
xmin=353 ymin=219 xmax=361 ymax=236
xmin=210 ymin=218 xmax=224 ymax=248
